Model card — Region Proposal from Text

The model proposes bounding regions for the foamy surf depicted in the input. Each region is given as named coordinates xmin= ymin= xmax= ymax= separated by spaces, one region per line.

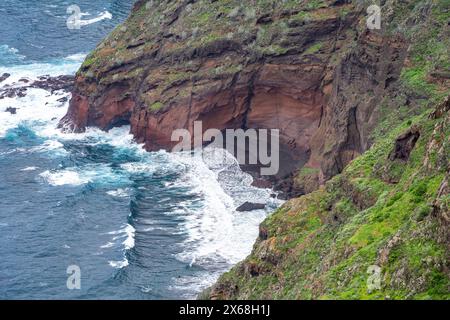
xmin=173 ymin=148 xmax=280 ymax=263
xmin=106 ymin=224 xmax=136 ymax=269
xmin=108 ymin=259 xmax=129 ymax=269
xmin=39 ymin=169 xmax=88 ymax=186
xmin=107 ymin=188 xmax=132 ymax=198
xmin=21 ymin=166 xmax=38 ymax=171
xmin=167 ymin=148 xmax=282 ymax=298
xmin=0 ymin=52 xmax=283 ymax=297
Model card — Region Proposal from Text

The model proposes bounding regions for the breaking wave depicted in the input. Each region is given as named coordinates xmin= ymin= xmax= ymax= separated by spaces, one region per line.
xmin=0 ymin=53 xmax=282 ymax=299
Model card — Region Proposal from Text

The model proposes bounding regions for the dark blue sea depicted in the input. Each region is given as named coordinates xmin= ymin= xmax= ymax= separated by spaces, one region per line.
xmin=0 ymin=1 xmax=280 ymax=299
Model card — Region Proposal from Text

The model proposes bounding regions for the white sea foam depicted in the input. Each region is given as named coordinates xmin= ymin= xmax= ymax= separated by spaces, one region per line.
xmin=39 ymin=169 xmax=88 ymax=186
xmin=108 ymin=259 xmax=129 ymax=269
xmin=100 ymin=242 xmax=115 ymax=249
xmin=173 ymin=148 xmax=279 ymax=264
xmin=39 ymin=161 xmax=132 ymax=188
xmin=107 ymin=188 xmax=132 ymax=198
xmin=29 ymin=140 xmax=67 ymax=156
xmin=0 ymin=55 xmax=84 ymax=85
xmin=0 ymin=53 xmax=84 ymax=139
xmin=79 ymin=11 xmax=112 ymax=27
xmin=166 ymin=148 xmax=283 ymax=297
xmin=122 ymin=224 xmax=136 ymax=250
xmin=21 ymin=166 xmax=38 ymax=171
xmin=120 ymin=162 xmax=155 ymax=174
xmin=107 ymin=224 xmax=136 ymax=250
xmin=0 ymin=88 xmax=70 ymax=138
xmin=106 ymin=224 xmax=135 ymax=269
xmin=0 ymin=45 xmax=26 ymax=63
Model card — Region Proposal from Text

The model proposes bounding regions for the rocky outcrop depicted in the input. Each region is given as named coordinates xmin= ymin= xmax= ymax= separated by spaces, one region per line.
xmin=388 ymin=127 xmax=420 ymax=161
xmin=60 ymin=0 xmax=413 ymax=194
xmin=0 ymin=73 xmax=10 ymax=83
xmin=0 ymin=75 xmax=74 ymax=100
xmin=5 ymin=107 xmax=17 ymax=114
xmin=236 ymin=202 xmax=266 ymax=212
xmin=204 ymin=94 xmax=450 ymax=300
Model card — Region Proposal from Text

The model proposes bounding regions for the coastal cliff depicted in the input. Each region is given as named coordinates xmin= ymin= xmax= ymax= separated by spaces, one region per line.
xmin=60 ymin=0 xmax=449 ymax=298
xmin=60 ymin=0 xmax=407 ymax=195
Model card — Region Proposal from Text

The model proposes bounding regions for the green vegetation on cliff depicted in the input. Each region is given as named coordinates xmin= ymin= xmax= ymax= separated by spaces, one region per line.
xmin=204 ymin=95 xmax=449 ymax=300
xmin=201 ymin=0 xmax=449 ymax=299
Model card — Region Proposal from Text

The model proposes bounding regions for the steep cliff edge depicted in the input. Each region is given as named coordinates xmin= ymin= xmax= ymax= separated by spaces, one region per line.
xmin=200 ymin=0 xmax=450 ymax=299
xmin=60 ymin=0 xmax=419 ymax=196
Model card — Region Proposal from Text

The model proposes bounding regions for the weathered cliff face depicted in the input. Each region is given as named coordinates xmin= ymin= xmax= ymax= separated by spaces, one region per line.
xmin=60 ymin=0 xmax=415 ymax=196
xmin=200 ymin=0 xmax=450 ymax=300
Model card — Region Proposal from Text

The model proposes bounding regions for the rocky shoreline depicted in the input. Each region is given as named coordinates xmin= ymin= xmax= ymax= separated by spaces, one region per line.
xmin=0 ymin=74 xmax=74 ymax=100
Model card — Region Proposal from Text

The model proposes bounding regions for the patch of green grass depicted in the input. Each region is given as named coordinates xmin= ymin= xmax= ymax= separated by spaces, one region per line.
xmin=196 ymin=11 xmax=213 ymax=25
xmin=305 ymin=0 xmax=326 ymax=11
xmin=297 ymin=166 xmax=320 ymax=177
xmin=401 ymin=67 xmax=437 ymax=97
xmin=149 ymin=101 xmax=164 ymax=112
xmin=292 ymin=11 xmax=311 ymax=21
xmin=304 ymin=42 xmax=323 ymax=55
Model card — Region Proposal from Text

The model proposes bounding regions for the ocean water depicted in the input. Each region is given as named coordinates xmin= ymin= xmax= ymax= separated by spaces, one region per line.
xmin=0 ymin=1 xmax=281 ymax=299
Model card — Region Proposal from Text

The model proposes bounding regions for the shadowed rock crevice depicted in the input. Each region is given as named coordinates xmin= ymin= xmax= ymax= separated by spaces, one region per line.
xmin=389 ymin=128 xmax=420 ymax=161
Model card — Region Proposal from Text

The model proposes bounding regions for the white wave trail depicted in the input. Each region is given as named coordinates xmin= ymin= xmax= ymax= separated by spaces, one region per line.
xmin=79 ymin=11 xmax=113 ymax=26
xmin=39 ymin=169 xmax=88 ymax=186
xmin=106 ymin=224 xmax=136 ymax=269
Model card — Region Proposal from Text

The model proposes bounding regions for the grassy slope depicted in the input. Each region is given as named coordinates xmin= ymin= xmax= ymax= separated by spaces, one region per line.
xmin=204 ymin=0 xmax=450 ymax=299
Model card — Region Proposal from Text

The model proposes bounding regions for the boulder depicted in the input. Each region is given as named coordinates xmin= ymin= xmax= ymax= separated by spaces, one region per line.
xmin=236 ymin=202 xmax=266 ymax=212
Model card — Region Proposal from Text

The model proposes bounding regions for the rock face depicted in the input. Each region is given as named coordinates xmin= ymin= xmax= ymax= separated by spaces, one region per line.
xmin=203 ymin=94 xmax=450 ymax=300
xmin=388 ymin=127 xmax=420 ymax=161
xmin=60 ymin=0 xmax=411 ymax=194
xmin=5 ymin=107 xmax=17 ymax=114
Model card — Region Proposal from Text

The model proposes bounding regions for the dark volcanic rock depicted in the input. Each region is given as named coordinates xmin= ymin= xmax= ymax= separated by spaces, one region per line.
xmin=0 ymin=73 xmax=10 ymax=83
xmin=389 ymin=127 xmax=420 ymax=161
xmin=5 ymin=107 xmax=17 ymax=114
xmin=0 ymin=75 xmax=74 ymax=100
xmin=0 ymin=87 xmax=27 ymax=99
xmin=236 ymin=202 xmax=266 ymax=212
xmin=251 ymin=178 xmax=273 ymax=189
xmin=31 ymin=75 xmax=75 ymax=93
xmin=57 ymin=96 xmax=69 ymax=104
